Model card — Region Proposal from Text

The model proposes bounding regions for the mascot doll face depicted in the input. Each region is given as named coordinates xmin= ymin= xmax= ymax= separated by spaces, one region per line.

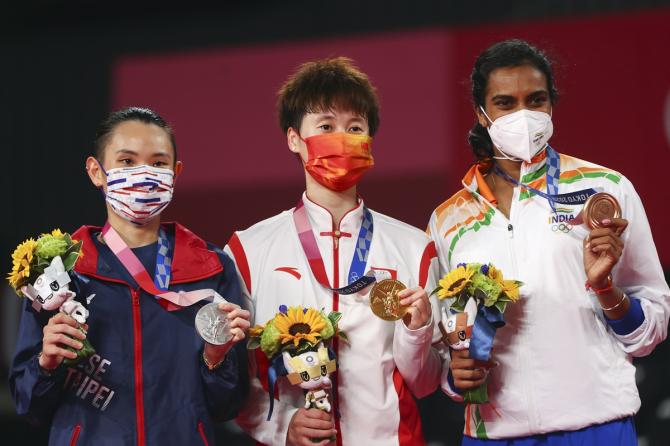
xmin=24 ymin=256 xmax=75 ymax=311
xmin=441 ymin=297 xmax=478 ymax=350
xmin=282 ymin=342 xmax=335 ymax=391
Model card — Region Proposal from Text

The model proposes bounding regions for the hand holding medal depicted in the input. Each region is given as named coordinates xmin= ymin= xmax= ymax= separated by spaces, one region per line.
xmin=369 ymin=279 xmax=432 ymax=329
xmin=581 ymin=193 xmax=628 ymax=291
xmin=198 ymin=301 xmax=250 ymax=370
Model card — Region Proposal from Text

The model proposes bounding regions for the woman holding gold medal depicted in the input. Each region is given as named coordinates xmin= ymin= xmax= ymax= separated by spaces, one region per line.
xmin=226 ymin=57 xmax=442 ymax=446
xmin=428 ymin=39 xmax=670 ymax=445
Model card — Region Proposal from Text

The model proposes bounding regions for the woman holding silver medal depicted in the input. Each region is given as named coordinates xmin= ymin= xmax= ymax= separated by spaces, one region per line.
xmin=10 ymin=107 xmax=250 ymax=446
xmin=428 ymin=39 xmax=670 ymax=445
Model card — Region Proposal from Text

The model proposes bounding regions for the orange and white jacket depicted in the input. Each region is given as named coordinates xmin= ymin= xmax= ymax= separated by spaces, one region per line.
xmin=225 ymin=193 xmax=442 ymax=446
xmin=428 ymin=150 xmax=670 ymax=440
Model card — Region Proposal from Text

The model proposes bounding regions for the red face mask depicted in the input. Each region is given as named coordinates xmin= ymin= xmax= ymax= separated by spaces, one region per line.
xmin=303 ymin=133 xmax=374 ymax=192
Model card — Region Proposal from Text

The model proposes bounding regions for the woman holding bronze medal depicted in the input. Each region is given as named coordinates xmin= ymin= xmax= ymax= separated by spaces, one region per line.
xmin=9 ymin=107 xmax=250 ymax=445
xmin=428 ymin=39 xmax=670 ymax=445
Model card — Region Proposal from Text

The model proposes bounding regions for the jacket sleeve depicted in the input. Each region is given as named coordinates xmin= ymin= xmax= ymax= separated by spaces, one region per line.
xmin=224 ymin=240 xmax=298 ymax=445
xmin=609 ymin=177 xmax=670 ymax=356
xmin=199 ymin=249 xmax=250 ymax=421
xmin=9 ymin=297 xmax=67 ymax=424
xmin=392 ymin=241 xmax=443 ymax=398
xmin=427 ymin=213 xmax=466 ymax=402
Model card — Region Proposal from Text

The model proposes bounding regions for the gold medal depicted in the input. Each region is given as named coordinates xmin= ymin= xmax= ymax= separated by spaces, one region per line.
xmin=582 ymin=192 xmax=621 ymax=229
xmin=369 ymin=279 xmax=407 ymax=321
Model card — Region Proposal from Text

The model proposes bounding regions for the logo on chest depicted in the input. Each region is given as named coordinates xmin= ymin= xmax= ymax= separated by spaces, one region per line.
xmin=274 ymin=267 xmax=302 ymax=280
xmin=548 ymin=208 xmax=577 ymax=234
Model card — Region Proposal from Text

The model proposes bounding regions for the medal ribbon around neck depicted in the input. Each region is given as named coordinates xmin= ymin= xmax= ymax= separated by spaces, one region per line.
xmin=493 ymin=146 xmax=598 ymax=214
xmin=292 ymin=198 xmax=377 ymax=295
xmin=102 ymin=222 xmax=222 ymax=311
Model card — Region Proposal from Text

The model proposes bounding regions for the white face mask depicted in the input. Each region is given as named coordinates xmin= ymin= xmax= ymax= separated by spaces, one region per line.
xmin=481 ymin=107 xmax=553 ymax=162
xmin=102 ymin=164 xmax=175 ymax=225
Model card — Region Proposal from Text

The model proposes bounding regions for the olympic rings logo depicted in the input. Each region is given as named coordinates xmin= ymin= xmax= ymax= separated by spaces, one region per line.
xmin=551 ymin=223 xmax=573 ymax=233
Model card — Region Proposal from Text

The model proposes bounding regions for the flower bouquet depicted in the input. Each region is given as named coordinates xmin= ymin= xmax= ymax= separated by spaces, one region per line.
xmin=7 ymin=229 xmax=95 ymax=366
xmin=432 ymin=263 xmax=522 ymax=403
xmin=248 ymin=305 xmax=346 ymax=441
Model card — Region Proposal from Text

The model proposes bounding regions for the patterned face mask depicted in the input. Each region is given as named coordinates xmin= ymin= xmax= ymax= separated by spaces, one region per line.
xmin=303 ymin=133 xmax=374 ymax=192
xmin=101 ymin=164 xmax=175 ymax=225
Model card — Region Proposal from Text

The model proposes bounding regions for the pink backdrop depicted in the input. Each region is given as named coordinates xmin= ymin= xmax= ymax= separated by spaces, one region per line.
xmin=113 ymin=8 xmax=670 ymax=265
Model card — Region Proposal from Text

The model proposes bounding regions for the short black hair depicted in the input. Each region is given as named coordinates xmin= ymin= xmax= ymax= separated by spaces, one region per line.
xmin=93 ymin=107 xmax=177 ymax=163
xmin=468 ymin=39 xmax=559 ymax=161
xmin=277 ymin=57 xmax=380 ymax=136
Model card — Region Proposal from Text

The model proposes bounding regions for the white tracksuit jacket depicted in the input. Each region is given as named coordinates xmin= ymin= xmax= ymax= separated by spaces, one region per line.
xmin=428 ymin=150 xmax=670 ymax=440
xmin=225 ymin=193 xmax=442 ymax=446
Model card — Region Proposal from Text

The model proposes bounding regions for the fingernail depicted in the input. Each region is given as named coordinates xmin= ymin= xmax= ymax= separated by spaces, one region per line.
xmin=602 ymin=219 xmax=611 ymax=225
xmin=585 ymin=243 xmax=590 ymax=249
xmin=76 ymin=342 xmax=83 ymax=349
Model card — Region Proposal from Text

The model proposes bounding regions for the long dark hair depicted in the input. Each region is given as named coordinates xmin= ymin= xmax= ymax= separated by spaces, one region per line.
xmin=468 ymin=39 xmax=559 ymax=161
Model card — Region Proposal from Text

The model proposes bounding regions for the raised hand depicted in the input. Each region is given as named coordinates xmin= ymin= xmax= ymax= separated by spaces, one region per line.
xmin=583 ymin=218 xmax=628 ymax=289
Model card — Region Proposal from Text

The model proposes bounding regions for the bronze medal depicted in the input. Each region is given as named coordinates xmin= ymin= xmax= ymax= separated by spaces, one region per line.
xmin=369 ymin=279 xmax=407 ymax=321
xmin=582 ymin=192 xmax=621 ymax=229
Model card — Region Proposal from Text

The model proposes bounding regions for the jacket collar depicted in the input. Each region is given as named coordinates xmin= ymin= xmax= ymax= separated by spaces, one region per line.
xmin=462 ymin=147 xmax=550 ymax=206
xmin=73 ymin=221 xmax=222 ymax=284
xmin=462 ymin=160 xmax=497 ymax=206
xmin=301 ymin=192 xmax=365 ymax=237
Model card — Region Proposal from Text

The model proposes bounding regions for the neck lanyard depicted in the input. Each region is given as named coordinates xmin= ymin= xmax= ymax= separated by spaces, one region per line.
xmin=493 ymin=146 xmax=597 ymax=213
xmin=293 ymin=198 xmax=376 ymax=295
xmin=101 ymin=222 xmax=221 ymax=310
xmin=154 ymin=227 xmax=172 ymax=290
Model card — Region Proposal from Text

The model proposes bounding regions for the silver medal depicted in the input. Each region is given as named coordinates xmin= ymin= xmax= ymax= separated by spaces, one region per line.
xmin=195 ymin=302 xmax=232 ymax=345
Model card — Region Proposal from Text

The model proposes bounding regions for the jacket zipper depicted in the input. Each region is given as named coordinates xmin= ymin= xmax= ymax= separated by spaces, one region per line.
xmin=508 ymin=173 xmax=540 ymax=432
xmin=131 ymin=288 xmax=146 ymax=446
xmin=332 ymin=233 xmax=340 ymax=312
xmin=197 ymin=421 xmax=210 ymax=446
xmin=331 ymin=223 xmax=343 ymax=446
xmin=69 ymin=424 xmax=81 ymax=446
xmin=75 ymin=272 xmax=148 ymax=443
